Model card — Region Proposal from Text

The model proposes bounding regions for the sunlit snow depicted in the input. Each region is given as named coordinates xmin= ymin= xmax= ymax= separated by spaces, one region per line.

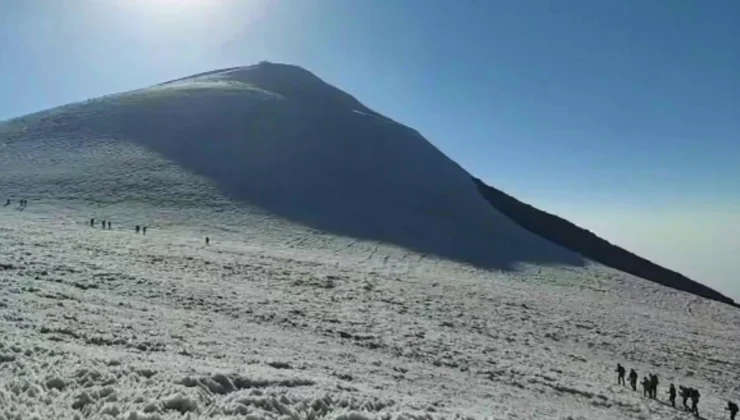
xmin=1 ymin=63 xmax=738 ymax=419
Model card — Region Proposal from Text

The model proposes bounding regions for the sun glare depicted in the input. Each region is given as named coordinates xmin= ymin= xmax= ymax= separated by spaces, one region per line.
xmin=128 ymin=0 xmax=214 ymax=17
xmin=114 ymin=0 xmax=266 ymax=38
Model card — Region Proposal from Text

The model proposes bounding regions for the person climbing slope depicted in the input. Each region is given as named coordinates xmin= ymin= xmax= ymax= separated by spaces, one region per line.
xmin=650 ymin=374 xmax=659 ymax=399
xmin=727 ymin=401 xmax=738 ymax=420
xmin=642 ymin=377 xmax=650 ymax=397
xmin=690 ymin=388 xmax=700 ymax=416
xmin=616 ymin=364 xmax=626 ymax=386
xmin=629 ymin=369 xmax=638 ymax=391
xmin=667 ymin=383 xmax=676 ymax=407
xmin=680 ymin=386 xmax=690 ymax=410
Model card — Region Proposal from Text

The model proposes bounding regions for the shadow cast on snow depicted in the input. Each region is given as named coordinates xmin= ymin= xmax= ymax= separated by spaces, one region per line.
xmin=68 ymin=84 xmax=585 ymax=272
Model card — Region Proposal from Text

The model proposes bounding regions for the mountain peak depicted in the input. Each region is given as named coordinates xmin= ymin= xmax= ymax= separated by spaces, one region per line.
xmin=160 ymin=62 xmax=376 ymax=116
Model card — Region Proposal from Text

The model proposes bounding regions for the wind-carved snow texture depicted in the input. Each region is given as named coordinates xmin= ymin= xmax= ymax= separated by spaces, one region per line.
xmin=1 ymin=63 xmax=739 ymax=419
xmin=0 ymin=62 xmax=583 ymax=271
xmin=1 ymin=208 xmax=740 ymax=419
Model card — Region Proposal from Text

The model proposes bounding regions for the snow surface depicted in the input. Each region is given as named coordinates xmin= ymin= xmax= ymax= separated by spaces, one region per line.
xmin=2 ymin=202 xmax=740 ymax=420
xmin=1 ymin=64 xmax=739 ymax=419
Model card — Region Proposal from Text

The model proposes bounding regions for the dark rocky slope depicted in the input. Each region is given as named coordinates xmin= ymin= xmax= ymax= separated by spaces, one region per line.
xmin=472 ymin=177 xmax=736 ymax=306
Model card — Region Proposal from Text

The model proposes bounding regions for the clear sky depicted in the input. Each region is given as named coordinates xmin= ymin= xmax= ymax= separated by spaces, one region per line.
xmin=1 ymin=0 xmax=738 ymax=299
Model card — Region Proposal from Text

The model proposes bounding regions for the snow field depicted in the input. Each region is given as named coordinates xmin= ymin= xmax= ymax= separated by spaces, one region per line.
xmin=1 ymin=63 xmax=738 ymax=419
xmin=1 ymin=203 xmax=739 ymax=419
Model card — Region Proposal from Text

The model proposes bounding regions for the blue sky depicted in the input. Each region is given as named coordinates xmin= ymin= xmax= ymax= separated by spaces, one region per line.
xmin=1 ymin=0 xmax=738 ymax=299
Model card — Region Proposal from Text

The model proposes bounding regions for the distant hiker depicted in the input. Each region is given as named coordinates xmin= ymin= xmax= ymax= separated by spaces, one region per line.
xmin=667 ymin=384 xmax=676 ymax=407
xmin=690 ymin=388 xmax=700 ymax=416
xmin=642 ymin=377 xmax=650 ymax=397
xmin=205 ymin=237 xmax=210 ymax=246
xmin=101 ymin=220 xmax=106 ymax=228
xmin=4 ymin=199 xmax=10 ymax=207
xmin=135 ymin=225 xmax=140 ymax=234
xmin=142 ymin=226 xmax=147 ymax=235
xmin=629 ymin=369 xmax=638 ymax=391
xmin=727 ymin=401 xmax=738 ymax=420
xmin=107 ymin=221 xmax=112 ymax=230
xmin=90 ymin=218 xmax=95 ymax=227
xmin=680 ymin=386 xmax=690 ymax=410
xmin=649 ymin=374 xmax=659 ymax=399
xmin=616 ymin=364 xmax=626 ymax=385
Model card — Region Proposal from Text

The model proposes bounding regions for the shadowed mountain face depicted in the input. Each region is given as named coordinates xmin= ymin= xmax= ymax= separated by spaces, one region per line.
xmin=0 ymin=62 xmax=583 ymax=271
xmin=472 ymin=178 xmax=736 ymax=306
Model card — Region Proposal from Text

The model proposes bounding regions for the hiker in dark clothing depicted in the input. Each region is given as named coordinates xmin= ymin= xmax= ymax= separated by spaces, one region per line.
xmin=142 ymin=226 xmax=147 ymax=235
xmin=4 ymin=199 xmax=10 ymax=207
xmin=101 ymin=220 xmax=106 ymax=228
xmin=667 ymin=384 xmax=676 ymax=407
xmin=135 ymin=225 xmax=140 ymax=234
xmin=690 ymin=388 xmax=700 ymax=416
xmin=650 ymin=374 xmax=659 ymax=399
xmin=107 ymin=221 xmax=112 ymax=230
xmin=727 ymin=401 xmax=738 ymax=420
xmin=205 ymin=237 xmax=210 ymax=246
xmin=629 ymin=369 xmax=638 ymax=391
xmin=90 ymin=218 xmax=95 ymax=227
xmin=642 ymin=377 xmax=650 ymax=397
xmin=680 ymin=386 xmax=690 ymax=410
xmin=616 ymin=364 xmax=626 ymax=386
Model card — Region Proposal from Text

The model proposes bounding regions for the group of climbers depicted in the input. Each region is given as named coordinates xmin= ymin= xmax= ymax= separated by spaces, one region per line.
xmin=617 ymin=363 xmax=736 ymax=418
xmin=5 ymin=198 xmax=27 ymax=209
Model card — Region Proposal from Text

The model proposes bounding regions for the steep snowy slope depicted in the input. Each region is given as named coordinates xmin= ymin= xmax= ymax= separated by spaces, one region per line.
xmin=0 ymin=62 xmax=582 ymax=270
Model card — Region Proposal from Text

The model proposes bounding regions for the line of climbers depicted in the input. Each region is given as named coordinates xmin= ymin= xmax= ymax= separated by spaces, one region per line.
xmin=90 ymin=218 xmax=147 ymax=235
xmin=617 ymin=363 xmax=738 ymax=419
xmin=90 ymin=218 xmax=210 ymax=245
xmin=3 ymin=204 xmax=212 ymax=246
xmin=4 ymin=198 xmax=28 ymax=210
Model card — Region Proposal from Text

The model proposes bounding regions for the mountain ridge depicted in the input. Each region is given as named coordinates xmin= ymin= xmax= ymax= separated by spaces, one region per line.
xmin=472 ymin=177 xmax=736 ymax=306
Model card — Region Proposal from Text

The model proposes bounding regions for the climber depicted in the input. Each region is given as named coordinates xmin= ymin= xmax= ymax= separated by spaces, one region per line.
xmin=616 ymin=364 xmax=626 ymax=386
xmin=667 ymin=383 xmax=676 ymax=407
xmin=727 ymin=401 xmax=738 ymax=420
xmin=629 ymin=369 xmax=638 ymax=391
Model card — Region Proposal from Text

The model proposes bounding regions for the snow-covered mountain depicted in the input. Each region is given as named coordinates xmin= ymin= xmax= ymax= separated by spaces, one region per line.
xmin=1 ymin=62 xmax=738 ymax=420
xmin=0 ymin=62 xmax=584 ymax=271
